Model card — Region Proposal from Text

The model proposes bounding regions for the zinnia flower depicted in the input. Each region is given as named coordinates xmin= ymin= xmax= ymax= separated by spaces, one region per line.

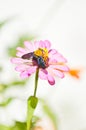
xmin=11 ymin=40 xmax=69 ymax=85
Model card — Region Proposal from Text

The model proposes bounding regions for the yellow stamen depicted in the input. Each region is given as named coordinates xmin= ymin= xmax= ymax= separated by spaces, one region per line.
xmin=34 ymin=48 xmax=49 ymax=66
xmin=34 ymin=48 xmax=48 ymax=57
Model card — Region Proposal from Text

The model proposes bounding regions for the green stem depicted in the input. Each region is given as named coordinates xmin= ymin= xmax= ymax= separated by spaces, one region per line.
xmin=27 ymin=68 xmax=39 ymax=130
xmin=34 ymin=68 xmax=39 ymax=97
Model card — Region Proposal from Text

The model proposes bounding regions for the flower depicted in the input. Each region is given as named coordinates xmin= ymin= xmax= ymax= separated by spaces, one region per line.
xmin=68 ymin=68 xmax=82 ymax=79
xmin=32 ymin=126 xmax=43 ymax=130
xmin=11 ymin=40 xmax=69 ymax=85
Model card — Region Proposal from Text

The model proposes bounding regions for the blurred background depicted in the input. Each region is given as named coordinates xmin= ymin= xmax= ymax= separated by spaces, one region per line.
xmin=0 ymin=0 xmax=86 ymax=130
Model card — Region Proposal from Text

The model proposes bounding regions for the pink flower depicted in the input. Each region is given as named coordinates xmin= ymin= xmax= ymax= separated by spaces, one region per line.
xmin=11 ymin=40 xmax=69 ymax=85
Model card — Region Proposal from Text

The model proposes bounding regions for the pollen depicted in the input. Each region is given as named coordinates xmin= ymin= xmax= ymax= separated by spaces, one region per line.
xmin=34 ymin=48 xmax=48 ymax=58
xmin=34 ymin=48 xmax=49 ymax=68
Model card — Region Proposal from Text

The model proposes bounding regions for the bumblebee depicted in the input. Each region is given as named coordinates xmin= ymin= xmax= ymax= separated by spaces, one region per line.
xmin=21 ymin=48 xmax=48 ymax=69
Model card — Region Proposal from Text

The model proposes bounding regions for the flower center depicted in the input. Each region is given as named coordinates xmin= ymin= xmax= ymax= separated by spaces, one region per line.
xmin=33 ymin=48 xmax=49 ymax=68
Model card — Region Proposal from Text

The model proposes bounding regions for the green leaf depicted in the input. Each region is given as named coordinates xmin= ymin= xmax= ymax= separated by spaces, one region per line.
xmin=0 ymin=79 xmax=27 ymax=93
xmin=0 ymin=17 xmax=14 ymax=29
xmin=12 ymin=121 xmax=26 ymax=130
xmin=9 ymin=80 xmax=27 ymax=86
xmin=0 ymin=66 xmax=3 ymax=72
xmin=0 ymin=121 xmax=26 ymax=130
xmin=0 ymin=97 xmax=14 ymax=107
xmin=27 ymin=96 xmax=38 ymax=130
xmin=0 ymin=20 xmax=8 ymax=29
xmin=0 ymin=84 xmax=8 ymax=92
xmin=0 ymin=125 xmax=11 ymax=130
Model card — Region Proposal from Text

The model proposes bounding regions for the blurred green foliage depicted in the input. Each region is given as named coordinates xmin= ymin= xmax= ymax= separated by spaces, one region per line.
xmin=0 ymin=19 xmax=9 ymax=29
xmin=8 ymin=34 xmax=36 ymax=57
xmin=31 ymin=116 xmax=40 ymax=129
xmin=12 ymin=121 xmax=26 ymax=130
xmin=0 ymin=121 xmax=26 ymax=130
xmin=0 ymin=80 xmax=27 ymax=93
xmin=0 ymin=84 xmax=7 ymax=92
xmin=0 ymin=66 xmax=3 ymax=72
xmin=0 ymin=118 xmax=42 ymax=130
xmin=0 ymin=97 xmax=14 ymax=107
xmin=0 ymin=17 xmax=15 ymax=30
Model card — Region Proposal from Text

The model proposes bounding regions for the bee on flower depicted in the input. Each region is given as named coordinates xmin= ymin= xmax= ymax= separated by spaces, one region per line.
xmin=11 ymin=40 xmax=69 ymax=85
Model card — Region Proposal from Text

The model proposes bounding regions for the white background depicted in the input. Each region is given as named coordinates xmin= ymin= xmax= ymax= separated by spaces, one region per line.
xmin=0 ymin=0 xmax=86 ymax=130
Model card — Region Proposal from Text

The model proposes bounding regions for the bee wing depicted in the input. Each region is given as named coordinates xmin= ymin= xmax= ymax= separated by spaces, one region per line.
xmin=21 ymin=52 xmax=34 ymax=59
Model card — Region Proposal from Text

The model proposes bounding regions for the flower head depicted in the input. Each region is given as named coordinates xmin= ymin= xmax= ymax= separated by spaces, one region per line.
xmin=11 ymin=40 xmax=69 ymax=85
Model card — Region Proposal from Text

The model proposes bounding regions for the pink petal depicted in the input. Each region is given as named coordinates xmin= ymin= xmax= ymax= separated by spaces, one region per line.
xmin=39 ymin=40 xmax=51 ymax=49
xmin=49 ymin=49 xmax=58 ymax=56
xmin=34 ymin=41 xmax=39 ymax=50
xmin=20 ymin=66 xmax=37 ymax=78
xmin=44 ymin=40 xmax=51 ymax=49
xmin=50 ymin=65 xmax=69 ymax=72
xmin=27 ymin=66 xmax=37 ymax=74
xmin=15 ymin=64 xmax=30 ymax=72
xmin=49 ymin=49 xmax=67 ymax=63
xmin=16 ymin=47 xmax=29 ymax=57
xmin=39 ymin=40 xmax=45 ymax=48
xmin=51 ymin=68 xmax=64 ymax=78
xmin=49 ymin=54 xmax=67 ymax=63
xmin=39 ymin=69 xmax=48 ymax=80
xmin=57 ymin=53 xmax=67 ymax=62
xmin=20 ymin=71 xmax=30 ymax=78
xmin=48 ymin=58 xmax=58 ymax=64
xmin=39 ymin=68 xmax=55 ymax=85
xmin=16 ymin=52 xmax=24 ymax=57
xmin=11 ymin=58 xmax=29 ymax=64
xmin=24 ymin=41 xmax=34 ymax=51
xmin=11 ymin=58 xmax=24 ymax=64
xmin=47 ymin=74 xmax=55 ymax=85
xmin=16 ymin=47 xmax=26 ymax=53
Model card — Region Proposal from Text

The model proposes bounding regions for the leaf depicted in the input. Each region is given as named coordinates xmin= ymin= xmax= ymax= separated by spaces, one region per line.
xmin=9 ymin=80 xmax=27 ymax=86
xmin=0 ymin=98 xmax=14 ymax=107
xmin=0 ymin=121 xmax=26 ymax=130
xmin=27 ymin=96 xmax=38 ymax=130
xmin=12 ymin=121 xmax=26 ymax=130
xmin=0 ymin=79 xmax=27 ymax=93
xmin=0 ymin=84 xmax=8 ymax=92
xmin=0 ymin=17 xmax=14 ymax=29
xmin=0 ymin=66 xmax=3 ymax=72
xmin=0 ymin=125 xmax=11 ymax=130
xmin=0 ymin=20 xmax=8 ymax=29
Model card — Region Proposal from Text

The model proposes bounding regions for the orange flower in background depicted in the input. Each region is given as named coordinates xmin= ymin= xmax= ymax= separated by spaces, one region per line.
xmin=33 ymin=126 xmax=43 ymax=130
xmin=68 ymin=68 xmax=82 ymax=79
xmin=32 ymin=118 xmax=55 ymax=130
